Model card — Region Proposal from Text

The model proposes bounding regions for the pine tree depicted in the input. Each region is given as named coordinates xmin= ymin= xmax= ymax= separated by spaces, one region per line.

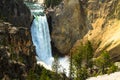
xmin=95 ymin=51 xmax=111 ymax=74
xmin=40 ymin=69 xmax=50 ymax=80
xmin=72 ymin=44 xmax=84 ymax=79
xmin=70 ymin=41 xmax=93 ymax=79
xmin=84 ymin=41 xmax=93 ymax=73
xmin=87 ymin=41 xmax=93 ymax=68
xmin=52 ymin=56 xmax=60 ymax=80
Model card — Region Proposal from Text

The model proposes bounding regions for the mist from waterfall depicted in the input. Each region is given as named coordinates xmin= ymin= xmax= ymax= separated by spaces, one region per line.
xmin=25 ymin=2 xmax=69 ymax=76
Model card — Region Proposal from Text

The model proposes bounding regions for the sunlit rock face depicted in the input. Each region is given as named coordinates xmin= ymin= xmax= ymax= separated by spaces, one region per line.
xmin=51 ymin=0 xmax=92 ymax=55
xmin=84 ymin=0 xmax=120 ymax=59
xmin=71 ymin=0 xmax=120 ymax=61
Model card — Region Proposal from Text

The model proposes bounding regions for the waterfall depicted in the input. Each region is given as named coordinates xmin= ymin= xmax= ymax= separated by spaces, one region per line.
xmin=25 ymin=2 xmax=69 ymax=76
xmin=25 ymin=2 xmax=54 ymax=68
xmin=31 ymin=15 xmax=54 ymax=67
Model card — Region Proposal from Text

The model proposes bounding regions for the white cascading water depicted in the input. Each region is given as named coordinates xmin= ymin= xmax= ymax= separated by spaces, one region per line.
xmin=31 ymin=15 xmax=54 ymax=67
xmin=25 ymin=2 xmax=69 ymax=76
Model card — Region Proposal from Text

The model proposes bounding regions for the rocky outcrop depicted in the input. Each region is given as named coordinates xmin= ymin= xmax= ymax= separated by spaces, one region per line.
xmin=0 ymin=20 xmax=36 ymax=79
xmin=51 ymin=0 xmax=92 ymax=55
xmin=0 ymin=0 xmax=32 ymax=27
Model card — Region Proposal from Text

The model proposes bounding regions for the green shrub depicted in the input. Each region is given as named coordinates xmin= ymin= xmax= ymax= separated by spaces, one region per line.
xmin=70 ymin=41 xmax=93 ymax=79
xmin=107 ymin=64 xmax=118 ymax=74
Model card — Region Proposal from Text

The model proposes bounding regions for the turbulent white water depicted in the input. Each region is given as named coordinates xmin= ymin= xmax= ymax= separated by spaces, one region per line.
xmin=25 ymin=2 xmax=69 ymax=76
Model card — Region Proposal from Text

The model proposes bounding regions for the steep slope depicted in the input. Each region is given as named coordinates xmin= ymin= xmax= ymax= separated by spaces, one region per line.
xmin=0 ymin=0 xmax=32 ymax=27
xmin=0 ymin=20 xmax=36 ymax=79
xmin=51 ymin=0 xmax=92 ymax=55
xmin=82 ymin=0 xmax=120 ymax=61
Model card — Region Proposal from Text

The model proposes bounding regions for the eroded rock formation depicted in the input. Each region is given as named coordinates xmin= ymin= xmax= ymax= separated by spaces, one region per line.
xmin=72 ymin=0 xmax=120 ymax=61
xmin=0 ymin=20 xmax=36 ymax=79
xmin=51 ymin=0 xmax=92 ymax=55
xmin=0 ymin=0 xmax=32 ymax=27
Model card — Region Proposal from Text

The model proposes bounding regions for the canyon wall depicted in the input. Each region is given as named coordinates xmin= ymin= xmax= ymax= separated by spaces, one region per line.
xmin=71 ymin=0 xmax=120 ymax=61
xmin=0 ymin=0 xmax=32 ymax=27
xmin=51 ymin=0 xmax=92 ymax=55
xmin=50 ymin=0 xmax=120 ymax=61
xmin=0 ymin=20 xmax=36 ymax=79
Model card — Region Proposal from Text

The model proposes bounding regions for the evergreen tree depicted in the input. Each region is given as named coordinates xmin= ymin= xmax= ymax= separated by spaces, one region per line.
xmin=72 ymin=44 xmax=84 ymax=79
xmin=107 ymin=63 xmax=118 ymax=74
xmin=95 ymin=51 xmax=111 ymax=74
xmin=84 ymin=41 xmax=93 ymax=69
xmin=27 ymin=69 xmax=39 ymax=80
xmin=52 ymin=56 xmax=60 ymax=80
xmin=83 ymin=41 xmax=94 ymax=77
xmin=70 ymin=41 xmax=93 ymax=79
xmin=40 ymin=69 xmax=50 ymax=80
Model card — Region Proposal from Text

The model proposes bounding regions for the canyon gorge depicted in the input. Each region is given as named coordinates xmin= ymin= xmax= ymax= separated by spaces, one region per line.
xmin=0 ymin=0 xmax=120 ymax=79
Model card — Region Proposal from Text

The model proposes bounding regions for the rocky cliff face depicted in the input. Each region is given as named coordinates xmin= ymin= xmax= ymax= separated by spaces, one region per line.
xmin=51 ymin=0 xmax=92 ymax=55
xmin=50 ymin=0 xmax=120 ymax=61
xmin=0 ymin=0 xmax=32 ymax=27
xmin=85 ymin=0 xmax=120 ymax=61
xmin=71 ymin=0 xmax=120 ymax=61
xmin=0 ymin=20 xmax=36 ymax=79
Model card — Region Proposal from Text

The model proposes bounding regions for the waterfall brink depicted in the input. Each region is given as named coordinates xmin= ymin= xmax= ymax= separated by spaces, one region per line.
xmin=31 ymin=15 xmax=54 ymax=67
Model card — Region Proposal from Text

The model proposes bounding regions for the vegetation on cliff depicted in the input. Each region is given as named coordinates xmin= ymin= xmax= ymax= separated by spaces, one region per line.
xmin=0 ymin=20 xmax=68 ymax=80
xmin=69 ymin=41 xmax=119 ymax=80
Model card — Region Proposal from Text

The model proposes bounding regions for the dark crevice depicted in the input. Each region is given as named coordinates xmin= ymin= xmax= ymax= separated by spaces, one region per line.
xmin=51 ymin=41 xmax=66 ymax=57
xmin=47 ymin=15 xmax=53 ymax=35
